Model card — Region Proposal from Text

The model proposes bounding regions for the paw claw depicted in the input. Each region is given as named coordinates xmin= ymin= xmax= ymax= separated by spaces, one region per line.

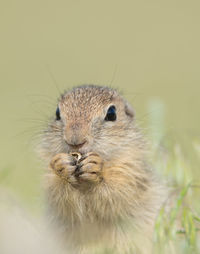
xmin=49 ymin=153 xmax=78 ymax=181
xmin=75 ymin=153 xmax=103 ymax=183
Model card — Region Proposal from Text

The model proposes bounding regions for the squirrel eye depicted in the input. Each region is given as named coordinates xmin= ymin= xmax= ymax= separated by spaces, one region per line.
xmin=105 ymin=106 xmax=116 ymax=121
xmin=56 ymin=107 xmax=61 ymax=121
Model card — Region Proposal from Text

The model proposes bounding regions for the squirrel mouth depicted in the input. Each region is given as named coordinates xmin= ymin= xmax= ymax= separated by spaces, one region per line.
xmin=67 ymin=141 xmax=86 ymax=150
xmin=67 ymin=146 xmax=89 ymax=156
xmin=66 ymin=140 xmax=92 ymax=156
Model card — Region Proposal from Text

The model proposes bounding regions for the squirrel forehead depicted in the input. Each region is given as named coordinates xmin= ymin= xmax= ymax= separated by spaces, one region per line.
xmin=59 ymin=86 xmax=123 ymax=117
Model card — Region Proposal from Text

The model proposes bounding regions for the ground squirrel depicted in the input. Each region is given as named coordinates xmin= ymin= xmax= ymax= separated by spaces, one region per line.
xmin=39 ymin=85 xmax=165 ymax=254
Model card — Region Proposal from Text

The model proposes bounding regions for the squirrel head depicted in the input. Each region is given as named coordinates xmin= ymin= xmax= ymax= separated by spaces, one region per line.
xmin=39 ymin=85 xmax=138 ymax=162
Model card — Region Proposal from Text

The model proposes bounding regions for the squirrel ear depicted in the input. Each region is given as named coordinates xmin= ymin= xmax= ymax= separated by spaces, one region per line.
xmin=125 ymin=102 xmax=135 ymax=118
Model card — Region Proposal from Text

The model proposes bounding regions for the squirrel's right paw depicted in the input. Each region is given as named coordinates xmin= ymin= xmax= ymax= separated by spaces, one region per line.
xmin=49 ymin=153 xmax=77 ymax=184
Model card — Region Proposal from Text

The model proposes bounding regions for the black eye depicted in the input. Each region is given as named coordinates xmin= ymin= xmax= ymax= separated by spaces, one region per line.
xmin=105 ymin=106 xmax=116 ymax=121
xmin=56 ymin=107 xmax=61 ymax=120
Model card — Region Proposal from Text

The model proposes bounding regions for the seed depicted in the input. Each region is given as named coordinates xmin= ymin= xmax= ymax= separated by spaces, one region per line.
xmin=70 ymin=152 xmax=82 ymax=162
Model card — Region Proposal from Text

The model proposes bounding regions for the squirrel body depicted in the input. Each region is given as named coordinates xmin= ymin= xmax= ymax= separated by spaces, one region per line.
xmin=39 ymin=85 xmax=165 ymax=254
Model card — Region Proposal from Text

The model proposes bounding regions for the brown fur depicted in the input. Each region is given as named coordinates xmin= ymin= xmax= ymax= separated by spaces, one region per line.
xmin=39 ymin=85 xmax=165 ymax=254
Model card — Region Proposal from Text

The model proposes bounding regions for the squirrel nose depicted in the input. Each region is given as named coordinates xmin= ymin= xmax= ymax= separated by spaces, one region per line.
xmin=64 ymin=123 xmax=88 ymax=150
xmin=64 ymin=132 xmax=87 ymax=149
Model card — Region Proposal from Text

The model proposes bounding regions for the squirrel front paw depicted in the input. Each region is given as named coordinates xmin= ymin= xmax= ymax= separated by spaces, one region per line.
xmin=49 ymin=153 xmax=78 ymax=185
xmin=75 ymin=152 xmax=103 ymax=184
xmin=50 ymin=152 xmax=103 ymax=187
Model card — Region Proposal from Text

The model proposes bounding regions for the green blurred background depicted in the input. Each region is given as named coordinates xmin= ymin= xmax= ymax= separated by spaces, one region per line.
xmin=0 ymin=0 xmax=200 ymax=211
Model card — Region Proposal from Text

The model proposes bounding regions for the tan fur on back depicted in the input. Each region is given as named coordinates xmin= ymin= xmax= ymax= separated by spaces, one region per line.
xmin=39 ymin=85 xmax=165 ymax=254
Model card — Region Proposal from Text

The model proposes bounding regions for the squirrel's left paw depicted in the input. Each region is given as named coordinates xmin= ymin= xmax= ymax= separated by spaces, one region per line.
xmin=75 ymin=152 xmax=103 ymax=183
